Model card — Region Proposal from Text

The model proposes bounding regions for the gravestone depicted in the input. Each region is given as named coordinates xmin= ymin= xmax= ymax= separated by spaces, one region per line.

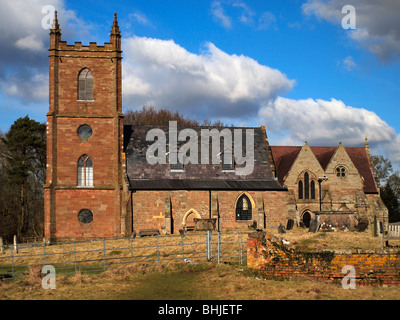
xmin=308 ymin=215 xmax=321 ymax=233
xmin=286 ymin=219 xmax=294 ymax=231
xmin=355 ymin=217 xmax=369 ymax=232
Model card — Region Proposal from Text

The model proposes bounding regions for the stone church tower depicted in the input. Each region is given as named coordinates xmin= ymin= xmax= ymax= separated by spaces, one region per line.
xmin=44 ymin=12 xmax=126 ymax=241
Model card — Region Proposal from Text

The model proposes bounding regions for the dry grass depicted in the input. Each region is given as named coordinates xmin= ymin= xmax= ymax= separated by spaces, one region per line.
xmin=0 ymin=228 xmax=397 ymax=300
xmin=1 ymin=229 xmax=380 ymax=273
xmin=265 ymin=227 xmax=382 ymax=250
xmin=1 ymin=262 xmax=400 ymax=300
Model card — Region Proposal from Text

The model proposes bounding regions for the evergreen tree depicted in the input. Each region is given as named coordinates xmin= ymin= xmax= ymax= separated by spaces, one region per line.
xmin=381 ymin=182 xmax=400 ymax=222
xmin=372 ymin=155 xmax=400 ymax=223
xmin=1 ymin=116 xmax=46 ymax=239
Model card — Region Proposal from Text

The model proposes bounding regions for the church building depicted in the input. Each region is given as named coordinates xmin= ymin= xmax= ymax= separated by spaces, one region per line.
xmin=44 ymin=13 xmax=388 ymax=241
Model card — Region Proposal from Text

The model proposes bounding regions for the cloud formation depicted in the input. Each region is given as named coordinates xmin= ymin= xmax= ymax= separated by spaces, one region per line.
xmin=122 ymin=36 xmax=294 ymax=120
xmin=211 ymin=0 xmax=277 ymax=30
xmin=0 ymin=0 xmax=89 ymax=103
xmin=342 ymin=56 xmax=357 ymax=71
xmin=260 ymin=96 xmax=400 ymax=168
xmin=260 ymin=96 xmax=396 ymax=145
xmin=211 ymin=1 xmax=232 ymax=29
xmin=129 ymin=11 xmax=154 ymax=28
xmin=303 ymin=0 xmax=400 ymax=61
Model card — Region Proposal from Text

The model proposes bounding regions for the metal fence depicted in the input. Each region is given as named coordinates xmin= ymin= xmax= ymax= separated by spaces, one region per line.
xmin=0 ymin=231 xmax=248 ymax=281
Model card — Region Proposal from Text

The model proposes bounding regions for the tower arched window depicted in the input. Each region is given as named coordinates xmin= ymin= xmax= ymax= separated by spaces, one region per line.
xmin=78 ymin=155 xmax=93 ymax=187
xmin=78 ymin=68 xmax=93 ymax=101
xmin=236 ymin=194 xmax=252 ymax=221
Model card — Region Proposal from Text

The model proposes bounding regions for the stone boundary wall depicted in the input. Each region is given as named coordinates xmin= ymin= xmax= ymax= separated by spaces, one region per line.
xmin=247 ymin=231 xmax=400 ymax=286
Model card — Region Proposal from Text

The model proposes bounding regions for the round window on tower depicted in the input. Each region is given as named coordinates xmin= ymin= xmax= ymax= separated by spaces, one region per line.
xmin=77 ymin=124 xmax=93 ymax=140
xmin=78 ymin=209 xmax=93 ymax=224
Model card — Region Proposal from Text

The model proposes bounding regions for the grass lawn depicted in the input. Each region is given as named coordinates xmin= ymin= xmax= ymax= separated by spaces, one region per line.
xmin=0 ymin=228 xmax=399 ymax=301
xmin=1 ymin=261 xmax=400 ymax=300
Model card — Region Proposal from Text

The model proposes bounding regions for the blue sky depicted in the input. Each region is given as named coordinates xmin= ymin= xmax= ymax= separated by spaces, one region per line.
xmin=0 ymin=0 xmax=399 ymax=167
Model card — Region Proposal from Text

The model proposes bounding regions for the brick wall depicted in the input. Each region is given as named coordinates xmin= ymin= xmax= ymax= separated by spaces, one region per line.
xmin=44 ymin=16 xmax=125 ymax=241
xmin=130 ymin=190 xmax=289 ymax=234
xmin=247 ymin=231 xmax=400 ymax=286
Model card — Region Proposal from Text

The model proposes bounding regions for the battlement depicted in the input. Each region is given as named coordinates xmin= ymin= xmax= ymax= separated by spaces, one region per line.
xmin=55 ymin=41 xmax=119 ymax=52
xmin=49 ymin=11 xmax=121 ymax=52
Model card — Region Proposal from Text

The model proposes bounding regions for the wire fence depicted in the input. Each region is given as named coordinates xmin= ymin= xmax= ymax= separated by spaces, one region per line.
xmin=0 ymin=231 xmax=249 ymax=281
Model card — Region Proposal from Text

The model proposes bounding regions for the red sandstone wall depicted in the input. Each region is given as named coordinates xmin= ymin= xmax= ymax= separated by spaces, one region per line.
xmin=131 ymin=190 xmax=288 ymax=234
xmin=45 ymin=24 xmax=124 ymax=241
xmin=53 ymin=189 xmax=121 ymax=239
xmin=247 ymin=232 xmax=400 ymax=286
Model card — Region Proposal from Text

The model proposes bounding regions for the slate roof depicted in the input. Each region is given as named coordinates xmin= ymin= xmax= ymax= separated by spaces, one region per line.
xmin=129 ymin=179 xmax=285 ymax=191
xmin=124 ymin=125 xmax=285 ymax=191
xmin=270 ymin=145 xmax=378 ymax=194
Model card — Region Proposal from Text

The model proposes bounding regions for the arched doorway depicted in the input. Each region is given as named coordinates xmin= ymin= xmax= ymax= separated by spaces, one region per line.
xmin=302 ymin=210 xmax=312 ymax=228
xmin=182 ymin=209 xmax=201 ymax=231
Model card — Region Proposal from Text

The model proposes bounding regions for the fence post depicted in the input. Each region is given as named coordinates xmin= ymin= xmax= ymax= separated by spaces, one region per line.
xmin=130 ymin=236 xmax=134 ymax=266
xmin=239 ymin=233 xmax=243 ymax=265
xmin=181 ymin=234 xmax=185 ymax=262
xmin=157 ymin=235 xmax=160 ymax=266
xmin=206 ymin=231 xmax=209 ymax=261
xmin=10 ymin=248 xmax=14 ymax=281
xmin=13 ymin=235 xmax=18 ymax=253
xmin=103 ymin=238 xmax=107 ymax=271
xmin=217 ymin=232 xmax=221 ymax=264
xmin=74 ymin=240 xmax=77 ymax=273
xmin=0 ymin=237 xmax=3 ymax=253
xmin=206 ymin=231 xmax=213 ymax=261
xmin=43 ymin=239 xmax=46 ymax=265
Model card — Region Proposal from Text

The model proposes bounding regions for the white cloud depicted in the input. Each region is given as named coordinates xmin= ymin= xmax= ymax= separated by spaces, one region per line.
xmin=303 ymin=0 xmax=400 ymax=61
xmin=130 ymin=11 xmax=153 ymax=27
xmin=260 ymin=96 xmax=400 ymax=168
xmin=122 ymin=36 xmax=294 ymax=120
xmin=258 ymin=11 xmax=277 ymax=30
xmin=0 ymin=0 xmax=91 ymax=103
xmin=232 ymin=1 xmax=255 ymax=26
xmin=211 ymin=1 xmax=232 ymax=29
xmin=260 ymin=97 xmax=396 ymax=145
xmin=14 ymin=34 xmax=46 ymax=52
xmin=211 ymin=1 xmax=277 ymax=30
xmin=342 ymin=56 xmax=356 ymax=71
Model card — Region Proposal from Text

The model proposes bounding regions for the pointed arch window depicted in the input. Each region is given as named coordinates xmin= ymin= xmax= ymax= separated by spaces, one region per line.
xmin=236 ymin=194 xmax=252 ymax=221
xmin=310 ymin=180 xmax=316 ymax=200
xmin=78 ymin=155 xmax=93 ymax=187
xmin=298 ymin=172 xmax=316 ymax=200
xmin=78 ymin=68 xmax=93 ymax=101
xmin=304 ymin=172 xmax=310 ymax=199
xmin=298 ymin=180 xmax=303 ymax=199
